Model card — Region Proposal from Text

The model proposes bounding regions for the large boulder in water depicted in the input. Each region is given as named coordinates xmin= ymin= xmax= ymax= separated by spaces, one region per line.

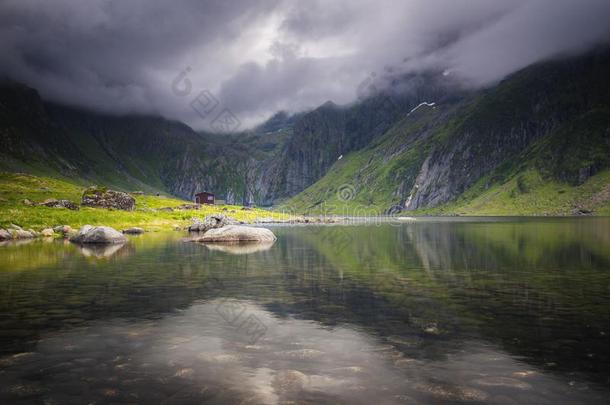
xmin=193 ymin=225 xmax=276 ymax=243
xmin=70 ymin=225 xmax=127 ymax=244
xmin=188 ymin=214 xmax=239 ymax=232
xmin=81 ymin=186 xmax=135 ymax=211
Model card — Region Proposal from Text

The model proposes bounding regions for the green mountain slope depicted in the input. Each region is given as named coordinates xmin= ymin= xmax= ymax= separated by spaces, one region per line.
xmin=284 ymin=49 xmax=610 ymax=215
xmin=2 ymin=48 xmax=609 ymax=215
xmin=0 ymin=82 xmax=291 ymax=203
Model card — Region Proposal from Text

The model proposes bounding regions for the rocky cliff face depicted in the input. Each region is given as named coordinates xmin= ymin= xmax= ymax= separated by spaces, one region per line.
xmin=1 ymin=49 xmax=609 ymax=212
xmin=283 ymin=48 xmax=610 ymax=214
xmin=256 ymin=72 xmax=461 ymax=205
xmin=404 ymin=49 xmax=610 ymax=209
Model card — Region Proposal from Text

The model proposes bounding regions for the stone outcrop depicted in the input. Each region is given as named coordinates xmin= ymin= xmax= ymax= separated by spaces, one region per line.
xmin=1 ymin=224 xmax=35 ymax=239
xmin=176 ymin=204 xmax=200 ymax=210
xmin=53 ymin=225 xmax=73 ymax=236
xmin=70 ymin=225 xmax=127 ymax=244
xmin=41 ymin=228 xmax=54 ymax=237
xmin=0 ymin=229 xmax=11 ymax=240
xmin=0 ymin=228 xmax=35 ymax=240
xmin=9 ymin=229 xmax=35 ymax=239
xmin=81 ymin=187 xmax=135 ymax=211
xmin=38 ymin=198 xmax=79 ymax=210
xmin=188 ymin=214 xmax=239 ymax=232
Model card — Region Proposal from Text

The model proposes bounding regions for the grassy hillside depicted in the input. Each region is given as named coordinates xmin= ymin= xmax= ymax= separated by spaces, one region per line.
xmin=0 ymin=173 xmax=287 ymax=231
xmin=284 ymin=110 xmax=610 ymax=216
xmin=284 ymin=50 xmax=610 ymax=216
xmin=2 ymin=50 xmax=609 ymax=216
xmin=417 ymin=108 xmax=610 ymax=215
xmin=0 ymin=82 xmax=293 ymax=204
xmin=281 ymin=104 xmax=458 ymax=214
xmin=419 ymin=169 xmax=610 ymax=216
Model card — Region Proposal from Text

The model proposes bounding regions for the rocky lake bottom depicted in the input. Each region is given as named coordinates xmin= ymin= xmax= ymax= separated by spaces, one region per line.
xmin=0 ymin=218 xmax=609 ymax=404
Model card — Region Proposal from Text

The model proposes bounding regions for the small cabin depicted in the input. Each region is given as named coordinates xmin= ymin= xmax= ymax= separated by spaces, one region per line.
xmin=194 ymin=191 xmax=215 ymax=205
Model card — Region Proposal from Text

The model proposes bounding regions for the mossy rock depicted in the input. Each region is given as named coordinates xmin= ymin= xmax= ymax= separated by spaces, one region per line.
xmin=81 ymin=187 xmax=135 ymax=211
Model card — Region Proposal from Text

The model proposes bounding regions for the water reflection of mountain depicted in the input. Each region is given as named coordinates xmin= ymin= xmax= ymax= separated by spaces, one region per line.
xmin=0 ymin=222 xmax=609 ymax=387
xmin=293 ymin=221 xmax=610 ymax=384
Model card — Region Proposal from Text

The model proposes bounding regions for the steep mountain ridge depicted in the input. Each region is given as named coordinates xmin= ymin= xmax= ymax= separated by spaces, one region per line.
xmin=0 ymin=82 xmax=280 ymax=203
xmin=286 ymin=48 xmax=610 ymax=214
xmin=1 ymin=48 xmax=609 ymax=214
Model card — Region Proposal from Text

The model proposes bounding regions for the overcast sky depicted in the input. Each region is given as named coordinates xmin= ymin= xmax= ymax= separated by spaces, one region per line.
xmin=1 ymin=0 xmax=609 ymax=130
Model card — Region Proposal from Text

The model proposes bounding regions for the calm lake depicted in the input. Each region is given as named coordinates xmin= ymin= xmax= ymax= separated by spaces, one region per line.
xmin=1 ymin=218 xmax=609 ymax=404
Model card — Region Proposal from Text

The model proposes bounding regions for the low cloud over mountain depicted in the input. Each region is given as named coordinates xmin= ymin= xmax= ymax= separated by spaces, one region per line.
xmin=1 ymin=0 xmax=609 ymax=129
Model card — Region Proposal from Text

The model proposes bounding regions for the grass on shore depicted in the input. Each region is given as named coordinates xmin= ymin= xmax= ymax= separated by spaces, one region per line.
xmin=0 ymin=172 xmax=288 ymax=231
xmin=417 ymin=169 xmax=610 ymax=216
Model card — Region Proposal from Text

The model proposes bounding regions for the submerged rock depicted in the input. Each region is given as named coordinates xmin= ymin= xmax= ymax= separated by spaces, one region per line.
xmin=70 ymin=225 xmax=127 ymax=244
xmin=414 ymin=382 xmax=489 ymax=402
xmin=174 ymin=368 xmax=195 ymax=379
xmin=122 ymin=227 xmax=145 ymax=234
xmin=192 ymin=225 xmax=276 ymax=243
xmin=4 ymin=382 xmax=47 ymax=398
xmin=81 ymin=186 xmax=135 ymax=211
xmin=273 ymin=370 xmax=308 ymax=392
xmin=470 ymin=377 xmax=532 ymax=390
xmin=423 ymin=323 xmax=440 ymax=335
xmin=275 ymin=349 xmax=324 ymax=360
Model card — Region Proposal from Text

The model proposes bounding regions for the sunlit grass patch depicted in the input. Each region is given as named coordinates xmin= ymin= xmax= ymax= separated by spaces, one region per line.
xmin=0 ymin=172 xmax=288 ymax=230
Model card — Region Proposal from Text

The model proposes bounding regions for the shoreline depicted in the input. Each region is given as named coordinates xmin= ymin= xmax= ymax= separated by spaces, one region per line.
xmin=2 ymin=213 xmax=607 ymax=244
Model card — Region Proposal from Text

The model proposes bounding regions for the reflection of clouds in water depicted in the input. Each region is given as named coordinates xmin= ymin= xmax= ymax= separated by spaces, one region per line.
xmin=0 ymin=300 xmax=594 ymax=404
xmin=140 ymin=300 xmax=397 ymax=404
xmin=204 ymin=241 xmax=275 ymax=255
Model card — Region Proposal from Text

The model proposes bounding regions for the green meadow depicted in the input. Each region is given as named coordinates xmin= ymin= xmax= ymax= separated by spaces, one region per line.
xmin=0 ymin=172 xmax=288 ymax=232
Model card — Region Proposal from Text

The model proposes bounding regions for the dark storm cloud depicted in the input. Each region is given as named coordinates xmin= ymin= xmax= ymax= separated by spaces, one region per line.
xmin=1 ymin=0 xmax=609 ymax=130
xmin=0 ymin=0 xmax=279 ymax=121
